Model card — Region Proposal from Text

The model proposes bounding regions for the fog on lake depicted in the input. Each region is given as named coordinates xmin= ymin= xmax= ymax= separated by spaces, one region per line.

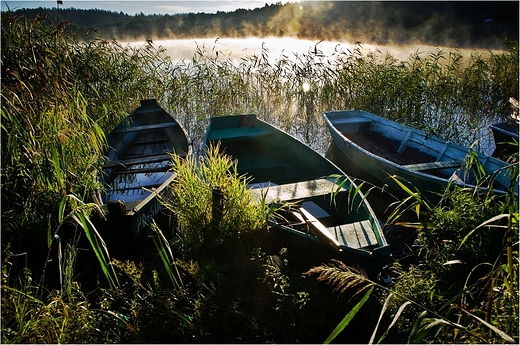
xmin=124 ymin=37 xmax=501 ymax=64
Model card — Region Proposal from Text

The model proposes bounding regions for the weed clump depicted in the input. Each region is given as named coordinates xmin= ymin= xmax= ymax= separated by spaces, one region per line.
xmin=163 ymin=143 xmax=268 ymax=261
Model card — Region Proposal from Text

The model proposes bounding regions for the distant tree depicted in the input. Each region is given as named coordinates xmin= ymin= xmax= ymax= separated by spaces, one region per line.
xmin=5 ymin=2 xmax=518 ymax=46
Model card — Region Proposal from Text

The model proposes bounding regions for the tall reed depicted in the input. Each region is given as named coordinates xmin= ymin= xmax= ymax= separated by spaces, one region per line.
xmin=1 ymin=12 xmax=172 ymax=256
xmin=381 ymin=163 xmax=518 ymax=343
xmin=160 ymin=39 xmax=517 ymax=157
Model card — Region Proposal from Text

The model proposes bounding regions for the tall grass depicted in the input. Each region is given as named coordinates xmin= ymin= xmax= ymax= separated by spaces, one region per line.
xmin=162 ymin=143 xmax=267 ymax=260
xmin=1 ymin=13 xmax=170 ymax=341
xmin=164 ymin=40 xmax=518 ymax=154
xmin=1 ymin=12 xmax=172 ymax=257
xmin=372 ymin=162 xmax=518 ymax=343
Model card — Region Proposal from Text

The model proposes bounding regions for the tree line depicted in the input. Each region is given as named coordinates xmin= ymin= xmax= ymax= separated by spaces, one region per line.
xmin=6 ymin=1 xmax=520 ymax=48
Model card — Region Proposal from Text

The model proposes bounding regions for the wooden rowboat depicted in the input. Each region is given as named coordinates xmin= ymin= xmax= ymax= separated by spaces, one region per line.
xmin=323 ymin=110 xmax=517 ymax=204
xmin=203 ymin=114 xmax=391 ymax=277
xmin=101 ymin=99 xmax=191 ymax=237
xmin=490 ymin=116 xmax=518 ymax=159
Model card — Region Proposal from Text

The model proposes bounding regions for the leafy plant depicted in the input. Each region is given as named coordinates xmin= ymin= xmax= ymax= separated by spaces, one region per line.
xmin=382 ymin=163 xmax=519 ymax=342
xmin=149 ymin=221 xmax=184 ymax=290
xmin=39 ymin=194 xmax=118 ymax=297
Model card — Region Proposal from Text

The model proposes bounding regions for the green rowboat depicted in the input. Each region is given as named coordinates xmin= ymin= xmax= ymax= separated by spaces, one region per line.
xmin=203 ymin=114 xmax=391 ymax=278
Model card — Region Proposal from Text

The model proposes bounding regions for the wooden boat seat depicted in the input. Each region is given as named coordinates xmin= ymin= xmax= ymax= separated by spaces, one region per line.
xmin=404 ymin=159 xmax=462 ymax=171
xmin=113 ymin=122 xmax=178 ymax=134
xmin=297 ymin=207 xmax=377 ymax=251
xmin=208 ymin=127 xmax=271 ymax=141
xmin=299 ymin=207 xmax=344 ymax=253
xmin=327 ymin=220 xmax=377 ymax=249
xmin=110 ymin=165 xmax=172 ymax=175
xmin=109 ymin=182 xmax=163 ymax=192
xmin=103 ymin=153 xmax=181 ymax=168
xmin=134 ymin=107 xmax=163 ymax=115
xmin=253 ymin=178 xmax=345 ymax=203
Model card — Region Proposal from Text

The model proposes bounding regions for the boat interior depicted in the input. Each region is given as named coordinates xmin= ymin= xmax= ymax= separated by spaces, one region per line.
xmin=208 ymin=119 xmax=384 ymax=252
xmin=250 ymin=180 xmax=381 ymax=251
xmin=333 ymin=117 xmax=480 ymax=181
xmin=102 ymin=118 xmax=188 ymax=205
xmin=212 ymin=128 xmax=341 ymax=187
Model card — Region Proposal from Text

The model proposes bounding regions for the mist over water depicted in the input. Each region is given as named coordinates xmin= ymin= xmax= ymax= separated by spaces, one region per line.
xmin=125 ymin=37 xmax=501 ymax=64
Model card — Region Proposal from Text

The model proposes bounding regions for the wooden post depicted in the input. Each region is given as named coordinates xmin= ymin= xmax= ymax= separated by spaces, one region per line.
xmin=211 ymin=186 xmax=224 ymax=227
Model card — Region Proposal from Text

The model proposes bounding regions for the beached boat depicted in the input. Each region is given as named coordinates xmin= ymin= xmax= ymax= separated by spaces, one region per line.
xmin=323 ymin=110 xmax=517 ymax=203
xmin=101 ymin=99 xmax=191 ymax=237
xmin=490 ymin=116 xmax=519 ymax=159
xmin=203 ymin=114 xmax=391 ymax=277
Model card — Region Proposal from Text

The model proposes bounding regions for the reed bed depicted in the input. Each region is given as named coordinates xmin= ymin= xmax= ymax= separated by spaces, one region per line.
xmin=1 ymin=13 xmax=518 ymax=343
xmin=164 ymin=40 xmax=518 ymax=154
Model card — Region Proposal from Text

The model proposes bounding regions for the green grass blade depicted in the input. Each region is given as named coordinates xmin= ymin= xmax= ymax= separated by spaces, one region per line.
xmin=463 ymin=310 xmax=516 ymax=343
xmin=58 ymin=195 xmax=68 ymax=223
xmin=376 ymin=301 xmax=412 ymax=344
xmin=150 ymin=222 xmax=183 ymax=290
xmin=323 ymin=286 xmax=374 ymax=344
xmin=458 ymin=213 xmax=509 ymax=250
xmin=369 ymin=292 xmax=393 ymax=344
xmin=71 ymin=212 xmax=118 ymax=289
xmin=407 ymin=310 xmax=428 ymax=343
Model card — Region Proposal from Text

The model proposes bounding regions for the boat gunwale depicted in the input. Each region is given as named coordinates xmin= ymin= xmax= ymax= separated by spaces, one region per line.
xmin=490 ymin=122 xmax=519 ymax=140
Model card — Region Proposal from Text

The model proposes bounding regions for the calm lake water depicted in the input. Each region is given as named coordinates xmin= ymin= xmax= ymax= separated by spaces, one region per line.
xmin=125 ymin=37 xmax=500 ymax=64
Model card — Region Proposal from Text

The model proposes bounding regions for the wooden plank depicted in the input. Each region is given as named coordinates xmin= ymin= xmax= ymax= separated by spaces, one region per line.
xmin=134 ymin=107 xmax=162 ymax=115
xmin=328 ymin=220 xmax=376 ymax=249
xmin=130 ymin=137 xmax=170 ymax=145
xmin=113 ymin=122 xmax=178 ymax=134
xmin=103 ymin=153 xmax=173 ymax=168
xmin=347 ymin=132 xmax=413 ymax=165
xmin=109 ymin=183 xmax=162 ymax=192
xmin=110 ymin=165 xmax=172 ymax=175
xmin=299 ymin=207 xmax=344 ymax=253
xmin=253 ymin=179 xmax=345 ymax=203
xmin=404 ymin=160 xmax=462 ymax=171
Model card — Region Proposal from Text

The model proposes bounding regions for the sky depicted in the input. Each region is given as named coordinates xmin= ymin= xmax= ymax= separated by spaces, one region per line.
xmin=1 ymin=0 xmax=293 ymax=15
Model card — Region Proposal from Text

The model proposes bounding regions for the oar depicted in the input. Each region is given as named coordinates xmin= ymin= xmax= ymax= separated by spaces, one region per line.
xmin=298 ymin=207 xmax=344 ymax=254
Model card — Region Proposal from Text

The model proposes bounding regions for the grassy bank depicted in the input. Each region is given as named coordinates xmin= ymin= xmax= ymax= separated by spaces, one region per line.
xmin=1 ymin=13 xmax=518 ymax=343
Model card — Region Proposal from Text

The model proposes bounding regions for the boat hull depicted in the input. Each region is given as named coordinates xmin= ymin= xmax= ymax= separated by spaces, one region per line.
xmin=490 ymin=119 xmax=519 ymax=159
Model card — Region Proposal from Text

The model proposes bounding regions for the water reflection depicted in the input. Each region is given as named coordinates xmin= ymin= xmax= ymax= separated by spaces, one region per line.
xmin=106 ymin=158 xmax=174 ymax=203
xmin=124 ymin=37 xmax=500 ymax=64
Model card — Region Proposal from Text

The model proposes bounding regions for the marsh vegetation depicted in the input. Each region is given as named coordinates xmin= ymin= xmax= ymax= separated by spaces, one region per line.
xmin=1 ymin=13 xmax=518 ymax=343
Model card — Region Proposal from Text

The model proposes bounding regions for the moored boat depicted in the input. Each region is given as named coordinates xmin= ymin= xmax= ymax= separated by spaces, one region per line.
xmin=323 ymin=110 xmax=517 ymax=204
xmin=490 ymin=116 xmax=519 ymax=159
xmin=101 ymin=99 xmax=191 ymax=237
xmin=203 ymin=114 xmax=391 ymax=278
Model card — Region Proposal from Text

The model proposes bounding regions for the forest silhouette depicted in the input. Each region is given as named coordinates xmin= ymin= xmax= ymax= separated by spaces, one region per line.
xmin=7 ymin=1 xmax=520 ymax=48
